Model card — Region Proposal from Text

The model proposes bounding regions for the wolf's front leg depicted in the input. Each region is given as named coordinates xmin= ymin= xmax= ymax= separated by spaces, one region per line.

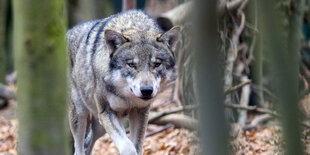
xmin=98 ymin=106 xmax=137 ymax=155
xmin=129 ymin=107 xmax=150 ymax=155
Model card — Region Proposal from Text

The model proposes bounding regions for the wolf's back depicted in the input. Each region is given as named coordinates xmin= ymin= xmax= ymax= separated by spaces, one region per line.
xmin=67 ymin=10 xmax=162 ymax=70
xmin=67 ymin=20 xmax=100 ymax=67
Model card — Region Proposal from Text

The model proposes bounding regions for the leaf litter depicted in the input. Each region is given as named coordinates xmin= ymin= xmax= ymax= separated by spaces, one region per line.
xmin=0 ymin=96 xmax=309 ymax=154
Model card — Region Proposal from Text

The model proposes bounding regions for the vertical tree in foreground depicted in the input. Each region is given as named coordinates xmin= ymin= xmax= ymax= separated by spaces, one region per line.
xmin=0 ymin=0 xmax=7 ymax=83
xmin=194 ymin=0 xmax=229 ymax=154
xmin=259 ymin=0 xmax=304 ymax=154
xmin=247 ymin=0 xmax=265 ymax=108
xmin=13 ymin=0 xmax=69 ymax=154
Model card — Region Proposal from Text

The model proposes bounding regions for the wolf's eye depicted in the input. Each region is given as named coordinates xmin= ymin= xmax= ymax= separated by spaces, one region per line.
xmin=127 ymin=62 xmax=136 ymax=68
xmin=154 ymin=62 xmax=161 ymax=68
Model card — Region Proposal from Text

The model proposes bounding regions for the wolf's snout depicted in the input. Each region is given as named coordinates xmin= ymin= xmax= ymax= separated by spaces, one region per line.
xmin=140 ymin=86 xmax=153 ymax=99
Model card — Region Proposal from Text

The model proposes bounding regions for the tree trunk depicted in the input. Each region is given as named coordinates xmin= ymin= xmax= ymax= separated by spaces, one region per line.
xmin=247 ymin=0 xmax=265 ymax=107
xmin=0 ymin=0 xmax=7 ymax=83
xmin=4 ymin=0 xmax=14 ymax=74
xmin=145 ymin=0 xmax=178 ymax=18
xmin=13 ymin=0 xmax=69 ymax=154
xmin=259 ymin=0 xmax=304 ymax=154
xmin=122 ymin=0 xmax=136 ymax=11
xmin=193 ymin=0 xmax=229 ymax=154
xmin=68 ymin=0 xmax=114 ymax=28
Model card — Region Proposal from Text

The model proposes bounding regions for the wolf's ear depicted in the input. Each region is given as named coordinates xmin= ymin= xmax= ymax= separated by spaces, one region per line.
xmin=157 ymin=26 xmax=181 ymax=52
xmin=104 ymin=29 xmax=127 ymax=51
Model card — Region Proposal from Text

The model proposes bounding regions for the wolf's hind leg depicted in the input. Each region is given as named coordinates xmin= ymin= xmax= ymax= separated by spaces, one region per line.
xmin=69 ymin=100 xmax=89 ymax=155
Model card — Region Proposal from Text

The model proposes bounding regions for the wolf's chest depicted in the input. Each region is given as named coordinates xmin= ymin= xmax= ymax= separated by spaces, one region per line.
xmin=107 ymin=94 xmax=130 ymax=112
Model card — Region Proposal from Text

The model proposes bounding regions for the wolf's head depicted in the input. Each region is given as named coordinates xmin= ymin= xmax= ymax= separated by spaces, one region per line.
xmin=105 ymin=27 xmax=180 ymax=101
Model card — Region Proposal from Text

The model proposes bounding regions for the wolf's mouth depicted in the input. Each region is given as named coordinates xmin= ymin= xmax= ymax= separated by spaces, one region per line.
xmin=139 ymin=96 xmax=152 ymax=101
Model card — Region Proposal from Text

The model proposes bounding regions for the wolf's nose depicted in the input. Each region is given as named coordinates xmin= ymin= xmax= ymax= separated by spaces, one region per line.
xmin=140 ymin=86 xmax=153 ymax=99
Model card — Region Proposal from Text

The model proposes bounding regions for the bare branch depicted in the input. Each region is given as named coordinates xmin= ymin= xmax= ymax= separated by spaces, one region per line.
xmin=224 ymin=103 xmax=278 ymax=116
xmin=149 ymin=113 xmax=198 ymax=130
xmin=224 ymin=80 xmax=251 ymax=96
xmin=146 ymin=124 xmax=174 ymax=137
xmin=157 ymin=0 xmax=248 ymax=26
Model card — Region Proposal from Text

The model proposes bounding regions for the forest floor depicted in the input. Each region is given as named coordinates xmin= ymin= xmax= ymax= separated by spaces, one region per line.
xmin=0 ymin=88 xmax=310 ymax=154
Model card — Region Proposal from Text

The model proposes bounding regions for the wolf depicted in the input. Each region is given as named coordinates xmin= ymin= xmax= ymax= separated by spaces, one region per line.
xmin=67 ymin=10 xmax=180 ymax=155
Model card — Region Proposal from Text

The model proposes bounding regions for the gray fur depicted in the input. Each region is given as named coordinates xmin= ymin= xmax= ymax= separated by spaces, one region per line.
xmin=67 ymin=10 xmax=180 ymax=155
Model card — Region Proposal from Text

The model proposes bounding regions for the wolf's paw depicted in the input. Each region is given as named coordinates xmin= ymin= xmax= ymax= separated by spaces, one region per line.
xmin=120 ymin=148 xmax=137 ymax=155
xmin=119 ymin=140 xmax=137 ymax=155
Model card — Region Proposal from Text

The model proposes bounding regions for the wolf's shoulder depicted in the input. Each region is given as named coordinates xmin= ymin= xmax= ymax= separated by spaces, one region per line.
xmin=105 ymin=10 xmax=163 ymax=33
xmin=67 ymin=10 xmax=162 ymax=42
xmin=67 ymin=20 xmax=100 ymax=44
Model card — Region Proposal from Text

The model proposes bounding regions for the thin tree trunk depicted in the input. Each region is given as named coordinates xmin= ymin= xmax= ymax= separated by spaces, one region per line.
xmin=247 ymin=0 xmax=265 ymax=107
xmin=13 ymin=0 xmax=69 ymax=154
xmin=68 ymin=0 xmax=114 ymax=28
xmin=0 ymin=0 xmax=7 ymax=83
xmin=4 ymin=0 xmax=13 ymax=74
xmin=193 ymin=0 xmax=229 ymax=154
xmin=122 ymin=0 xmax=136 ymax=11
xmin=259 ymin=0 xmax=304 ymax=154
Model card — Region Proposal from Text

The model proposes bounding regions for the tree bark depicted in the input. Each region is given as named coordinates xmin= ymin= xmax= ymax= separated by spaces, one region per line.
xmin=122 ymin=0 xmax=136 ymax=11
xmin=259 ymin=0 xmax=304 ymax=154
xmin=3 ymin=0 xmax=13 ymax=74
xmin=13 ymin=0 xmax=69 ymax=154
xmin=0 ymin=0 xmax=7 ymax=83
xmin=68 ymin=0 xmax=114 ymax=28
xmin=145 ymin=0 xmax=178 ymax=18
xmin=193 ymin=0 xmax=229 ymax=154
xmin=247 ymin=0 xmax=265 ymax=107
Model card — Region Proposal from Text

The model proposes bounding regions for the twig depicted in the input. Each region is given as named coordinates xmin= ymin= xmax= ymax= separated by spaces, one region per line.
xmin=224 ymin=80 xmax=251 ymax=96
xmin=224 ymin=103 xmax=278 ymax=116
xmin=146 ymin=124 xmax=174 ymax=137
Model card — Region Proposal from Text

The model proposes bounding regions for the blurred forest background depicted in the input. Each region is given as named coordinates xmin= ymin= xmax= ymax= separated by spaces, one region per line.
xmin=0 ymin=0 xmax=310 ymax=154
